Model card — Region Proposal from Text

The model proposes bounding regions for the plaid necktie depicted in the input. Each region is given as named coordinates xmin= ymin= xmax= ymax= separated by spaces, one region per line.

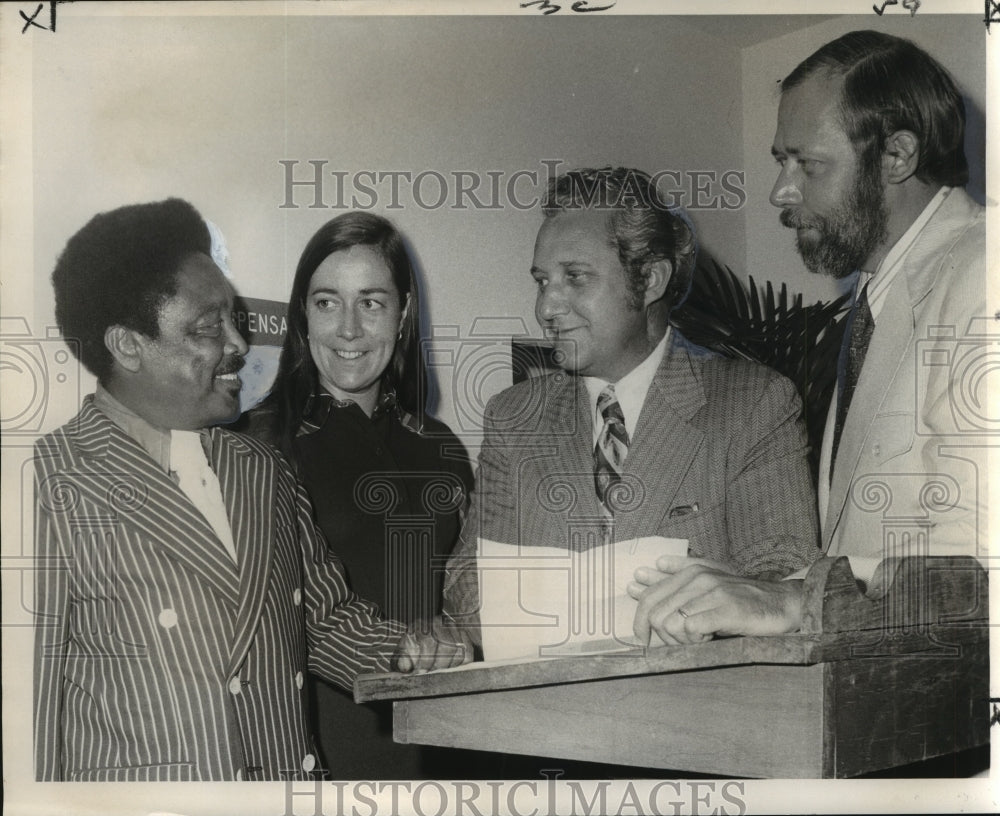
xmin=594 ymin=384 xmax=630 ymax=516
xmin=831 ymin=281 xmax=874 ymax=470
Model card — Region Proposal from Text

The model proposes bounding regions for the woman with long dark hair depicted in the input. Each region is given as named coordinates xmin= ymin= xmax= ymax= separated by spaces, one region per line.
xmin=244 ymin=212 xmax=473 ymax=778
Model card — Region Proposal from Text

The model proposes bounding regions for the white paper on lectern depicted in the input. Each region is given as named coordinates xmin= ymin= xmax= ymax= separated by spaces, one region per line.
xmin=477 ymin=536 xmax=688 ymax=661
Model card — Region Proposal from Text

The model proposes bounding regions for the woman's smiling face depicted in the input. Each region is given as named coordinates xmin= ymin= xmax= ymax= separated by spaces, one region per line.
xmin=305 ymin=245 xmax=406 ymax=415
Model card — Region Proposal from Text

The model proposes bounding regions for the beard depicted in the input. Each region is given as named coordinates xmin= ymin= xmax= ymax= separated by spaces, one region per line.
xmin=781 ymin=158 xmax=889 ymax=279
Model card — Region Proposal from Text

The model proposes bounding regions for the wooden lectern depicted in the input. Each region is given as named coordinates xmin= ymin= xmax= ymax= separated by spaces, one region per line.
xmin=355 ymin=556 xmax=989 ymax=778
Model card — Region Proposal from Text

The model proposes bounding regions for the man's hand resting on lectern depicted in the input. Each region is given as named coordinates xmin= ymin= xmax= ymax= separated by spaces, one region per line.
xmin=392 ymin=615 xmax=475 ymax=674
xmin=628 ymin=556 xmax=805 ymax=646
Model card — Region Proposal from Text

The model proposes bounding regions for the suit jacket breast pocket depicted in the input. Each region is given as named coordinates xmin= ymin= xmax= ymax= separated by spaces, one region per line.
xmin=864 ymin=412 xmax=914 ymax=468
xmin=656 ymin=499 xmax=728 ymax=562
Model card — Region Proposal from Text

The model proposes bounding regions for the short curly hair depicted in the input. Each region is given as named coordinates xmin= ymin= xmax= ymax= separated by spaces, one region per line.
xmin=542 ymin=167 xmax=697 ymax=313
xmin=52 ymin=198 xmax=211 ymax=382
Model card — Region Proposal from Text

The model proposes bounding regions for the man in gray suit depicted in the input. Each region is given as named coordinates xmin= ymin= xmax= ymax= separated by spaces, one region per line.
xmin=443 ymin=167 xmax=820 ymax=644
xmin=33 ymin=198 xmax=465 ymax=781
xmin=630 ymin=31 xmax=988 ymax=646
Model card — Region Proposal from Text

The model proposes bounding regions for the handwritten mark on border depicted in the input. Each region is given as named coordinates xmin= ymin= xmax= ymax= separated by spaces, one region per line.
xmin=875 ymin=0 xmax=920 ymax=15
xmin=987 ymin=0 xmax=1000 ymax=30
xmin=520 ymin=0 xmax=616 ymax=15
xmin=20 ymin=1 xmax=68 ymax=34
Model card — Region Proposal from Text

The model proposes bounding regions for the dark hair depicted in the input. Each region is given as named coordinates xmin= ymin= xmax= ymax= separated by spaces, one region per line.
xmin=257 ymin=212 xmax=426 ymax=458
xmin=781 ymin=30 xmax=968 ymax=188
xmin=51 ymin=198 xmax=211 ymax=382
xmin=542 ymin=167 xmax=697 ymax=313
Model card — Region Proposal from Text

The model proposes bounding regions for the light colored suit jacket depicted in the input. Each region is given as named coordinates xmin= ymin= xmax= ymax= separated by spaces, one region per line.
xmin=33 ymin=398 xmax=402 ymax=781
xmin=443 ymin=332 xmax=821 ymax=629
xmin=824 ymin=188 xmax=989 ymax=563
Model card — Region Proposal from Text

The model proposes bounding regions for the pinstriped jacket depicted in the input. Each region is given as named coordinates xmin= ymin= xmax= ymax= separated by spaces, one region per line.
xmin=33 ymin=398 xmax=404 ymax=781
xmin=443 ymin=331 xmax=821 ymax=632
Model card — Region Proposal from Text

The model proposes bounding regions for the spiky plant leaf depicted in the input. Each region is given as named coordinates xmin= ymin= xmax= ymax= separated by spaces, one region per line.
xmin=671 ymin=255 xmax=849 ymax=482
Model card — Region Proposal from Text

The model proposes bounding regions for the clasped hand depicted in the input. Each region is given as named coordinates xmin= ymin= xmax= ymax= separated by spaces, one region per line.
xmin=392 ymin=615 xmax=474 ymax=674
xmin=627 ymin=556 xmax=805 ymax=646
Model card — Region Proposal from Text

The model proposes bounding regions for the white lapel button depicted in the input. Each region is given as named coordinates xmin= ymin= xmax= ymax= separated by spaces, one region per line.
xmin=157 ymin=608 xmax=178 ymax=629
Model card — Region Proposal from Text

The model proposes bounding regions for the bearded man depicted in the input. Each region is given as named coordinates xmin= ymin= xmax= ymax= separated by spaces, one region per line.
xmin=630 ymin=30 xmax=988 ymax=644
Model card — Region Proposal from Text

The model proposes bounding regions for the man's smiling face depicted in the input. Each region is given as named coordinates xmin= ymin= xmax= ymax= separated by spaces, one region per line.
xmin=531 ymin=208 xmax=651 ymax=382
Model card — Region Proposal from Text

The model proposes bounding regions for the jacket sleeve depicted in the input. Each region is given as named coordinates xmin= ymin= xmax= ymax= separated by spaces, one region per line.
xmin=33 ymin=449 xmax=71 ymax=781
xmin=441 ymin=394 xmax=521 ymax=643
xmin=296 ymin=478 xmax=406 ymax=691
xmin=910 ymin=229 xmax=989 ymax=562
xmin=723 ymin=372 xmax=822 ymax=577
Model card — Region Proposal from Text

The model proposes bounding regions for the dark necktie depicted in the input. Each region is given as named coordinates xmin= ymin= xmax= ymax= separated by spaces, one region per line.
xmin=831 ymin=281 xmax=874 ymax=471
xmin=594 ymin=385 xmax=630 ymax=517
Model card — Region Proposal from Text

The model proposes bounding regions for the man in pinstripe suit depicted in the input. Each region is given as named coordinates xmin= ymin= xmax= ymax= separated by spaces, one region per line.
xmin=33 ymin=199 xmax=467 ymax=781
xmin=442 ymin=168 xmax=821 ymax=645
